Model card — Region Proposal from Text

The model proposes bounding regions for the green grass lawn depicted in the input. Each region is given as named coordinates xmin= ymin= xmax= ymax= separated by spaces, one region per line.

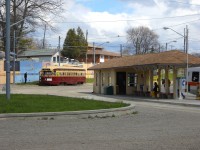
xmin=0 ymin=94 xmax=129 ymax=114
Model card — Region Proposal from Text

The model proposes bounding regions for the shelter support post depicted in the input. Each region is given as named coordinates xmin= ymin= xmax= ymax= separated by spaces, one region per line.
xmin=112 ymin=70 xmax=117 ymax=95
xmin=149 ymin=69 xmax=154 ymax=92
xmin=165 ymin=67 xmax=170 ymax=97
xmin=137 ymin=72 xmax=141 ymax=92
xmin=157 ymin=68 xmax=161 ymax=90
xmin=173 ymin=67 xmax=177 ymax=99
xmin=99 ymin=70 xmax=102 ymax=94
xmin=144 ymin=69 xmax=150 ymax=97
xmin=143 ymin=70 xmax=147 ymax=92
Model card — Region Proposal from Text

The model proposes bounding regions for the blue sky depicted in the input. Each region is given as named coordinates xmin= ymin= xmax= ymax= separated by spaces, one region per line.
xmin=76 ymin=0 xmax=130 ymax=13
xmin=32 ymin=0 xmax=200 ymax=53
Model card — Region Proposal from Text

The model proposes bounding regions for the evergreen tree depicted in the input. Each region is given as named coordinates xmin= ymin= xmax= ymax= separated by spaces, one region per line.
xmin=62 ymin=27 xmax=87 ymax=59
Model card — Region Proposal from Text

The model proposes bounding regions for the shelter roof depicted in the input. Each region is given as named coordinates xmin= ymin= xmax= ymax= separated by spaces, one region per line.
xmin=89 ymin=50 xmax=200 ymax=70
xmin=41 ymin=65 xmax=85 ymax=71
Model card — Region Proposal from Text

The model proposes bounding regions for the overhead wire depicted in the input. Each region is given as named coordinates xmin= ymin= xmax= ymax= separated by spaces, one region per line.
xmin=50 ymin=14 xmax=200 ymax=24
xmin=167 ymin=0 xmax=200 ymax=6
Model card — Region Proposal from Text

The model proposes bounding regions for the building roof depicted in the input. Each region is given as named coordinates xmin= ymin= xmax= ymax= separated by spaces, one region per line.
xmin=18 ymin=49 xmax=58 ymax=57
xmin=87 ymin=50 xmax=120 ymax=57
xmin=89 ymin=50 xmax=200 ymax=70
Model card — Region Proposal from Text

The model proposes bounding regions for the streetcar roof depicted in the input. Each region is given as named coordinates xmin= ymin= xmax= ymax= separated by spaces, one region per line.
xmin=41 ymin=65 xmax=85 ymax=71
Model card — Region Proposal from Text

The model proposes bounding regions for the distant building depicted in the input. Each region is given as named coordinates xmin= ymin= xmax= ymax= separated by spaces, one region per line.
xmin=17 ymin=49 xmax=62 ymax=63
xmin=77 ymin=44 xmax=121 ymax=64
xmin=16 ymin=46 xmax=121 ymax=79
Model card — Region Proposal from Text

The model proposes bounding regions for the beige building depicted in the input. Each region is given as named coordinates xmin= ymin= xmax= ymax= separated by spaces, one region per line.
xmin=0 ymin=60 xmax=16 ymax=84
xmin=89 ymin=50 xmax=200 ymax=99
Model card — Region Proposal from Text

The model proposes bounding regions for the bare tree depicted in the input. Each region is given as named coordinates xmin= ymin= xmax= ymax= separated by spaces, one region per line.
xmin=127 ymin=26 xmax=160 ymax=54
xmin=121 ymin=44 xmax=134 ymax=56
xmin=0 ymin=0 xmax=64 ymax=52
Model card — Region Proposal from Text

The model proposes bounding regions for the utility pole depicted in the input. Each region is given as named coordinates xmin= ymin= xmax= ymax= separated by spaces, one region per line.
xmin=186 ymin=25 xmax=189 ymax=54
xmin=13 ymin=30 xmax=16 ymax=84
xmin=184 ymin=28 xmax=186 ymax=53
xmin=58 ymin=36 xmax=61 ymax=66
xmin=93 ymin=42 xmax=95 ymax=64
xmin=5 ymin=0 xmax=11 ymax=100
xmin=86 ymin=30 xmax=88 ymax=64
xmin=120 ymin=44 xmax=122 ymax=57
xmin=43 ymin=24 xmax=46 ymax=49
xmin=186 ymin=25 xmax=189 ymax=95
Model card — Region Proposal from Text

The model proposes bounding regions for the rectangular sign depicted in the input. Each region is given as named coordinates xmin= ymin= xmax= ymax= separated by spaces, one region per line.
xmin=46 ymin=78 xmax=52 ymax=81
xmin=4 ymin=61 xmax=20 ymax=71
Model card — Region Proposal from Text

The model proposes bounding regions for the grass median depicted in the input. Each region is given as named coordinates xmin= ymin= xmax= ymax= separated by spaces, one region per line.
xmin=0 ymin=94 xmax=129 ymax=114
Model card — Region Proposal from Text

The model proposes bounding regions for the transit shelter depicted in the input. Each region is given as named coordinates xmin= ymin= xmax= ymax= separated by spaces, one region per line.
xmin=88 ymin=50 xmax=200 ymax=99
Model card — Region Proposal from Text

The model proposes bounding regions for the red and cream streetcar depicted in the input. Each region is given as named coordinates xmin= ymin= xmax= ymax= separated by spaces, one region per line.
xmin=39 ymin=66 xmax=86 ymax=85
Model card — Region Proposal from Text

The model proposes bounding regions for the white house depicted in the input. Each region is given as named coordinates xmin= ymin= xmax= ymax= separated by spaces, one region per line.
xmin=17 ymin=49 xmax=62 ymax=63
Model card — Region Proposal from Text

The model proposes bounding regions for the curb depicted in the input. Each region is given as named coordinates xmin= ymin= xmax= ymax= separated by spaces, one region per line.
xmin=96 ymin=95 xmax=200 ymax=108
xmin=120 ymin=97 xmax=200 ymax=108
xmin=0 ymin=104 xmax=136 ymax=119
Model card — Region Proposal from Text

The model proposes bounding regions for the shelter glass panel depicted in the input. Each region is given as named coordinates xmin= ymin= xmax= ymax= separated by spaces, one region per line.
xmin=128 ymin=73 xmax=137 ymax=87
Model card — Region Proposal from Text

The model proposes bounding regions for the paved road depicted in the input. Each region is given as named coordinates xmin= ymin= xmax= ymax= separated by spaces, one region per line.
xmin=1 ymin=84 xmax=200 ymax=150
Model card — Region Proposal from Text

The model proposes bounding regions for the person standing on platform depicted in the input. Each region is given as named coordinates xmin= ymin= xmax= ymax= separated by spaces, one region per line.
xmin=24 ymin=72 xmax=27 ymax=83
xmin=153 ymin=82 xmax=159 ymax=99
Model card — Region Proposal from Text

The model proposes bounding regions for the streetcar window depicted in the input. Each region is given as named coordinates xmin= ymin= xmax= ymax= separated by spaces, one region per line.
xmin=192 ymin=72 xmax=199 ymax=82
xmin=43 ymin=71 xmax=52 ymax=75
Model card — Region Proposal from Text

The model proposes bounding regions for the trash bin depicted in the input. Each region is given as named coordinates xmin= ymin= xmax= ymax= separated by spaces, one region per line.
xmin=104 ymin=86 xmax=108 ymax=95
xmin=107 ymin=86 xmax=113 ymax=95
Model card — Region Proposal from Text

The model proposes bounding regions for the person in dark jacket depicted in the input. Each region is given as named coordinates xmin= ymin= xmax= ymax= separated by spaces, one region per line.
xmin=153 ymin=82 xmax=159 ymax=99
xmin=24 ymin=72 xmax=27 ymax=83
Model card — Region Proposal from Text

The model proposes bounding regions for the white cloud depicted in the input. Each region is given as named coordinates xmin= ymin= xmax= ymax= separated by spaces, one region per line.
xmin=38 ymin=0 xmax=200 ymax=53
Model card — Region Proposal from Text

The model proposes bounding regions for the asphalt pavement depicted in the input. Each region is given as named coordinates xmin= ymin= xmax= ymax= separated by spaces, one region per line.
xmin=1 ymin=84 xmax=200 ymax=150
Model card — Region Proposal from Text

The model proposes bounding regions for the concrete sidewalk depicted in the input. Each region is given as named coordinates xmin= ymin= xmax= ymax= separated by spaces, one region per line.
xmin=98 ymin=93 xmax=200 ymax=108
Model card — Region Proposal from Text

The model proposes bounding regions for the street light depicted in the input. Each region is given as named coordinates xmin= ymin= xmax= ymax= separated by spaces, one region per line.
xmin=166 ymin=40 xmax=176 ymax=51
xmin=163 ymin=27 xmax=184 ymax=38
xmin=163 ymin=26 xmax=189 ymax=96
xmin=163 ymin=26 xmax=188 ymax=53
xmin=93 ymin=41 xmax=109 ymax=64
